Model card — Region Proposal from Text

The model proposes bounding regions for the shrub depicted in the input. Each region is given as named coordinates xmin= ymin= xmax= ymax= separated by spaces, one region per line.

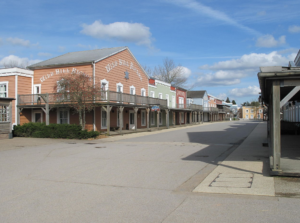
xmin=13 ymin=123 xmax=100 ymax=139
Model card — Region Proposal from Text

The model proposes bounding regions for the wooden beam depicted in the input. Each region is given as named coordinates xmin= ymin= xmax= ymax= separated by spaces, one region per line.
xmin=272 ymin=80 xmax=281 ymax=171
xmin=280 ymin=86 xmax=300 ymax=108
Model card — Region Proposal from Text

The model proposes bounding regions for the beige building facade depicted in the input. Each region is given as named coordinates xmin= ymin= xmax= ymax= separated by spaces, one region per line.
xmin=241 ymin=106 xmax=264 ymax=120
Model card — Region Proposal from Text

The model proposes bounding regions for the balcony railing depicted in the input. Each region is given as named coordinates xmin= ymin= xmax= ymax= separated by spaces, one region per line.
xmin=18 ymin=90 xmax=168 ymax=108
xmin=203 ymin=107 xmax=219 ymax=112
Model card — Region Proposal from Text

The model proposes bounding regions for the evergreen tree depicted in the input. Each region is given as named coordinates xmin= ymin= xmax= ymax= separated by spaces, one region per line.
xmin=226 ymin=97 xmax=230 ymax=103
xmin=232 ymin=100 xmax=236 ymax=105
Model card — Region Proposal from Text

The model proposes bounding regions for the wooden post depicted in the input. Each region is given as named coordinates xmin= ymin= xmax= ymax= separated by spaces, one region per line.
xmin=119 ymin=106 xmax=124 ymax=134
xmin=146 ymin=108 xmax=150 ymax=130
xmin=157 ymin=110 xmax=160 ymax=129
xmin=173 ymin=111 xmax=175 ymax=127
xmin=102 ymin=105 xmax=112 ymax=135
xmin=134 ymin=107 xmax=138 ymax=131
xmin=17 ymin=107 xmax=20 ymax=125
xmin=185 ymin=112 xmax=187 ymax=126
xmin=190 ymin=112 xmax=192 ymax=124
xmin=272 ymin=80 xmax=281 ymax=171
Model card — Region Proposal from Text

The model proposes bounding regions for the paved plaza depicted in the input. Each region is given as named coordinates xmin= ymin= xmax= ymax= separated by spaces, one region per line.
xmin=1 ymin=121 xmax=300 ymax=222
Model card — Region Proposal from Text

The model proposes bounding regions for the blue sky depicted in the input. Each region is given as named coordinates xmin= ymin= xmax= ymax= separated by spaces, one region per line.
xmin=1 ymin=0 xmax=300 ymax=105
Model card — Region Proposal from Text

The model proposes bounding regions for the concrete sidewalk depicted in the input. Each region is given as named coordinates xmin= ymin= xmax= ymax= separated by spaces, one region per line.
xmin=193 ymin=122 xmax=275 ymax=196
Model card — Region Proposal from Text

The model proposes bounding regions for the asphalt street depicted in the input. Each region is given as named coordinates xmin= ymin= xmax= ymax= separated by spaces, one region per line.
xmin=1 ymin=120 xmax=300 ymax=223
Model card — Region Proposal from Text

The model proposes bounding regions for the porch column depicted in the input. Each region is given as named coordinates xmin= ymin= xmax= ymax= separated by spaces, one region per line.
xmin=146 ymin=108 xmax=150 ymax=130
xmin=157 ymin=110 xmax=160 ymax=129
xmin=202 ymin=112 xmax=204 ymax=123
xmin=198 ymin=111 xmax=200 ymax=124
xmin=45 ymin=103 xmax=50 ymax=125
xmin=185 ymin=112 xmax=187 ymax=126
xmin=134 ymin=107 xmax=138 ymax=131
xmin=165 ymin=109 xmax=169 ymax=129
xmin=118 ymin=106 xmax=124 ymax=134
xmin=17 ymin=107 xmax=22 ymax=125
xmin=102 ymin=105 xmax=112 ymax=135
xmin=190 ymin=112 xmax=192 ymax=124
xmin=271 ymin=80 xmax=281 ymax=171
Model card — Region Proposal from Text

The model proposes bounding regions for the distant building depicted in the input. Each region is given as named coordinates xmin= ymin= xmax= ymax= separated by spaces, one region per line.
xmin=241 ymin=106 xmax=264 ymax=120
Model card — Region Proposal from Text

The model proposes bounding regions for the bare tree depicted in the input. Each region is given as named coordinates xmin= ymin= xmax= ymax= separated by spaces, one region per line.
xmin=152 ymin=58 xmax=188 ymax=88
xmin=142 ymin=65 xmax=153 ymax=77
xmin=3 ymin=60 xmax=28 ymax=68
xmin=54 ymin=71 xmax=101 ymax=130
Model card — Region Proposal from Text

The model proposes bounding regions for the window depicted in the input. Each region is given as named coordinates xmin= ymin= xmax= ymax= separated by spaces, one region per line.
xmin=259 ymin=109 xmax=262 ymax=113
xmin=101 ymin=79 xmax=109 ymax=100
xmin=150 ymin=91 xmax=155 ymax=98
xmin=116 ymin=83 xmax=123 ymax=92
xmin=150 ymin=112 xmax=155 ymax=125
xmin=172 ymin=96 xmax=175 ymax=108
xmin=0 ymin=105 xmax=9 ymax=122
xmin=101 ymin=109 xmax=107 ymax=129
xmin=57 ymin=109 xmax=69 ymax=124
xmin=179 ymin=97 xmax=184 ymax=108
xmin=34 ymin=84 xmax=41 ymax=94
xmin=141 ymin=110 xmax=146 ymax=126
xmin=141 ymin=88 xmax=146 ymax=96
xmin=250 ymin=115 xmax=254 ymax=119
xmin=33 ymin=111 xmax=43 ymax=123
xmin=251 ymin=109 xmax=254 ymax=113
xmin=0 ymin=82 xmax=8 ymax=97
xmin=246 ymin=109 xmax=249 ymax=113
xmin=130 ymin=86 xmax=135 ymax=95
xmin=158 ymin=93 xmax=162 ymax=99
xmin=246 ymin=115 xmax=249 ymax=119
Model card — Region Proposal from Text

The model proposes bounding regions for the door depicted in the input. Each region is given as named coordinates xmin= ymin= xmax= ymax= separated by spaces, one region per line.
xmin=129 ymin=110 xmax=135 ymax=129
xmin=34 ymin=112 xmax=42 ymax=123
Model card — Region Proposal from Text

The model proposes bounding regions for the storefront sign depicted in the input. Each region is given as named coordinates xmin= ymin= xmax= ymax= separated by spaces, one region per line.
xmin=151 ymin=105 xmax=160 ymax=112
xmin=105 ymin=59 xmax=143 ymax=81
xmin=40 ymin=68 xmax=89 ymax=83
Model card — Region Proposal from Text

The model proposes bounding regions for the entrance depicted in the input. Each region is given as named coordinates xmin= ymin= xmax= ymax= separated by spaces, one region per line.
xmin=129 ymin=110 xmax=135 ymax=129
xmin=34 ymin=112 xmax=42 ymax=123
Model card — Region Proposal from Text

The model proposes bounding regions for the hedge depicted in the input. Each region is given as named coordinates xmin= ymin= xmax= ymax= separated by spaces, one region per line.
xmin=13 ymin=123 xmax=100 ymax=139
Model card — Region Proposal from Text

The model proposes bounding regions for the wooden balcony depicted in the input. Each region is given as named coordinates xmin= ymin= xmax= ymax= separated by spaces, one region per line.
xmin=17 ymin=90 xmax=168 ymax=108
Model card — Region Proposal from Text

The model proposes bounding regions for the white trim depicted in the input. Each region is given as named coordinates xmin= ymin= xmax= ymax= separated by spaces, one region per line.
xmin=116 ymin=82 xmax=123 ymax=92
xmin=141 ymin=88 xmax=146 ymax=96
xmin=141 ymin=110 xmax=146 ymax=126
xmin=0 ymin=73 xmax=34 ymax=78
xmin=155 ymin=79 xmax=171 ymax=87
xmin=31 ymin=76 xmax=34 ymax=94
xmin=57 ymin=108 xmax=70 ymax=124
xmin=101 ymin=79 xmax=109 ymax=90
xmin=172 ymin=95 xmax=176 ymax=108
xmin=148 ymin=84 xmax=157 ymax=89
xmin=166 ymin=94 xmax=169 ymax=107
xmin=0 ymin=81 xmax=9 ymax=97
xmin=33 ymin=84 xmax=41 ymax=94
xmin=130 ymin=85 xmax=136 ymax=95
xmin=32 ymin=110 xmax=43 ymax=123
xmin=0 ymin=68 xmax=34 ymax=75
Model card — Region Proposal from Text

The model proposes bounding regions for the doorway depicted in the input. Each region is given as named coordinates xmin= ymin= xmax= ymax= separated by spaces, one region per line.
xmin=129 ymin=110 xmax=135 ymax=129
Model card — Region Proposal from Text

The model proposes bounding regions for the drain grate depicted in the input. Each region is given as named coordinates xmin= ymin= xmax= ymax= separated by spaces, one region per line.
xmin=209 ymin=173 xmax=253 ymax=188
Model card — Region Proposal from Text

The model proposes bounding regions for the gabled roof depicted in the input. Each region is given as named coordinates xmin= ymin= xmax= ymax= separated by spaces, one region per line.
xmin=187 ymin=90 xmax=207 ymax=98
xmin=27 ymin=46 xmax=127 ymax=70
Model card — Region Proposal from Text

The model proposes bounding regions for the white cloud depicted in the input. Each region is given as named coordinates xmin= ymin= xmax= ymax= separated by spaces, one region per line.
xmin=195 ymin=70 xmax=244 ymax=86
xmin=0 ymin=55 xmax=41 ymax=68
xmin=6 ymin=37 xmax=37 ymax=47
xmin=38 ymin=52 xmax=52 ymax=57
xmin=229 ymin=86 xmax=261 ymax=97
xmin=200 ymin=51 xmax=293 ymax=71
xmin=217 ymin=93 xmax=227 ymax=100
xmin=81 ymin=20 xmax=153 ymax=47
xmin=179 ymin=66 xmax=191 ymax=78
xmin=165 ymin=0 xmax=260 ymax=36
xmin=256 ymin=35 xmax=286 ymax=48
xmin=288 ymin=25 xmax=300 ymax=33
